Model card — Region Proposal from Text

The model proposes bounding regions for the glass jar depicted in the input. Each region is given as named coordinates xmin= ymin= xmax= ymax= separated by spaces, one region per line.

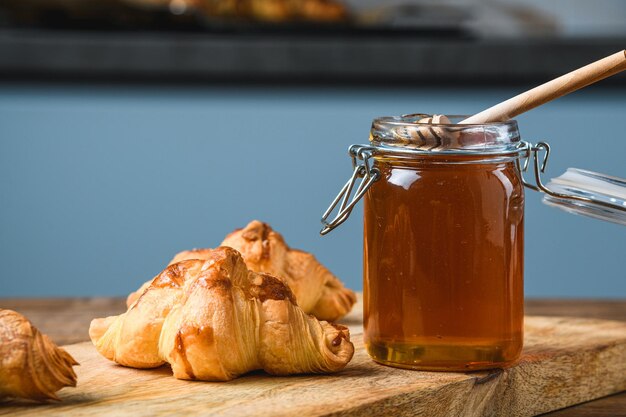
xmin=321 ymin=113 xmax=626 ymax=372
xmin=363 ymin=115 xmax=525 ymax=371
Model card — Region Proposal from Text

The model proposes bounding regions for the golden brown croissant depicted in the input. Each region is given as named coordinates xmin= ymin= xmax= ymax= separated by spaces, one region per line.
xmin=0 ymin=310 xmax=78 ymax=401
xmin=127 ymin=220 xmax=356 ymax=321
xmin=92 ymin=247 xmax=354 ymax=381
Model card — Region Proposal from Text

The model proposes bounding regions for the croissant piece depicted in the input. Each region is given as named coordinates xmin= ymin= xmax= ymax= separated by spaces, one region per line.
xmin=0 ymin=310 xmax=78 ymax=401
xmin=127 ymin=221 xmax=356 ymax=321
xmin=92 ymin=247 xmax=354 ymax=381
xmin=221 ymin=221 xmax=357 ymax=321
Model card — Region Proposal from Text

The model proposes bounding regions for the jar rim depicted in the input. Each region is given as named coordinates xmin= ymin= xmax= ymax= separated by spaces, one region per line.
xmin=370 ymin=113 xmax=521 ymax=154
xmin=374 ymin=114 xmax=519 ymax=129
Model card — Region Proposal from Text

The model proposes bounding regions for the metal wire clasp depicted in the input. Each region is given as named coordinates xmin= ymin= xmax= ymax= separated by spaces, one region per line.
xmin=320 ymin=145 xmax=381 ymax=235
xmin=517 ymin=141 xmax=552 ymax=193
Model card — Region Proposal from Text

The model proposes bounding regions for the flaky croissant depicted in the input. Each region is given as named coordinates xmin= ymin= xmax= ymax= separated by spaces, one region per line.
xmin=127 ymin=220 xmax=356 ymax=321
xmin=0 ymin=310 xmax=78 ymax=401
xmin=91 ymin=247 xmax=354 ymax=381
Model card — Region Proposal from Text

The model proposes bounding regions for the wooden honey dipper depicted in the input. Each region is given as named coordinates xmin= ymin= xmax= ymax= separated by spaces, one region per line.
xmin=415 ymin=50 xmax=626 ymax=144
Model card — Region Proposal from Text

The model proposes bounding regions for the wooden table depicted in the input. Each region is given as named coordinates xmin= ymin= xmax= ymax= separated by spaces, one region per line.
xmin=1 ymin=297 xmax=625 ymax=416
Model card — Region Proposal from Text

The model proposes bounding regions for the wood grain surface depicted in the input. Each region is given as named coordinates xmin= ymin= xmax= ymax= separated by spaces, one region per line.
xmin=3 ymin=297 xmax=626 ymax=345
xmin=1 ymin=296 xmax=625 ymax=417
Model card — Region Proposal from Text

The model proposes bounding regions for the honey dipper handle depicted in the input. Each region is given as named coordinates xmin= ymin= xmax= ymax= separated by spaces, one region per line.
xmin=461 ymin=50 xmax=626 ymax=124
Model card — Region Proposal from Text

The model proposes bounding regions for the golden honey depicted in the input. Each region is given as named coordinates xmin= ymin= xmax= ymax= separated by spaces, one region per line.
xmin=362 ymin=117 xmax=525 ymax=371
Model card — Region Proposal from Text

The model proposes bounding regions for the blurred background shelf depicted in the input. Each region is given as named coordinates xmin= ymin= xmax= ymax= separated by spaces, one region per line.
xmin=1 ymin=30 xmax=626 ymax=83
xmin=2 ymin=0 xmax=626 ymax=84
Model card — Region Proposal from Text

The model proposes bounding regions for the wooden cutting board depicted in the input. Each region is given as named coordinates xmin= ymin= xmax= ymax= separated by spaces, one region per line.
xmin=2 ymin=315 xmax=625 ymax=417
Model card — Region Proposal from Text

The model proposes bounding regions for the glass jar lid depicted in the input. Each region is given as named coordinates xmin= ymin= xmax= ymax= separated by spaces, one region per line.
xmin=543 ymin=168 xmax=626 ymax=226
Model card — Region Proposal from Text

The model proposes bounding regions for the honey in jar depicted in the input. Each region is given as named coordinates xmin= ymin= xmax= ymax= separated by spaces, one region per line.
xmin=358 ymin=114 xmax=525 ymax=371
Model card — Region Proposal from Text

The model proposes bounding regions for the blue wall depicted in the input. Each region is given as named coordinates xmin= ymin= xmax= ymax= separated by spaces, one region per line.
xmin=1 ymin=84 xmax=624 ymax=298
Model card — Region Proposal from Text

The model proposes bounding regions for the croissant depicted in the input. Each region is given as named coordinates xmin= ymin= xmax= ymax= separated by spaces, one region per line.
xmin=91 ymin=247 xmax=354 ymax=381
xmin=127 ymin=220 xmax=356 ymax=321
xmin=0 ymin=310 xmax=78 ymax=401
